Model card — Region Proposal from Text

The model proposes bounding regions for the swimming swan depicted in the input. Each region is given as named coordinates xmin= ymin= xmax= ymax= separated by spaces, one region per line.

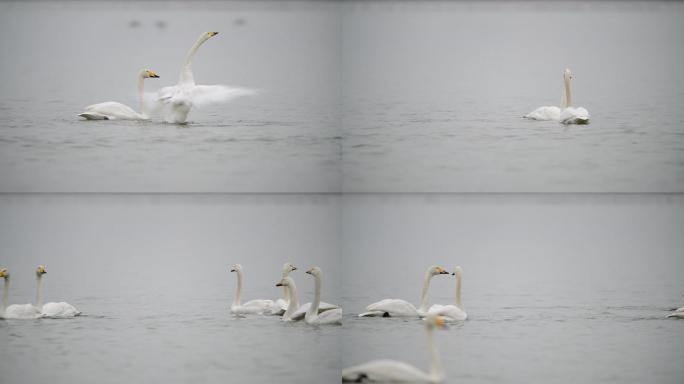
xmin=0 ymin=268 xmax=41 ymax=319
xmin=428 ymin=266 xmax=467 ymax=321
xmin=668 ymin=294 xmax=684 ymax=318
xmin=229 ymin=264 xmax=273 ymax=315
xmin=270 ymin=262 xmax=297 ymax=316
xmin=79 ymin=69 xmax=160 ymax=120
xmin=304 ymin=267 xmax=342 ymax=325
xmin=36 ymin=266 xmax=81 ymax=317
xmin=275 ymin=276 xmax=339 ymax=321
xmin=359 ymin=266 xmax=450 ymax=318
xmin=525 ymin=68 xmax=590 ymax=125
xmin=342 ymin=315 xmax=447 ymax=383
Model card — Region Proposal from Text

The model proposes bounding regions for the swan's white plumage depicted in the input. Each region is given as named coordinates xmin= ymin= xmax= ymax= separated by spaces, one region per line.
xmin=292 ymin=301 xmax=340 ymax=320
xmin=342 ymin=315 xmax=446 ymax=383
xmin=525 ymin=68 xmax=590 ymax=125
xmin=229 ymin=264 xmax=273 ymax=315
xmin=427 ymin=304 xmax=467 ymax=321
xmin=41 ymin=302 xmax=80 ymax=318
xmin=359 ymin=266 xmax=449 ymax=318
xmin=80 ymin=69 xmax=159 ymax=121
xmin=524 ymin=106 xmax=560 ymax=121
xmin=303 ymin=267 xmax=342 ymax=325
xmin=3 ymin=304 xmax=41 ymax=319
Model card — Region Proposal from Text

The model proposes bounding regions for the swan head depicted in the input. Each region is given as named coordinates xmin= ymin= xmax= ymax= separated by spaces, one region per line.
xmin=142 ymin=70 xmax=160 ymax=79
xmin=424 ymin=314 xmax=447 ymax=329
xmin=305 ymin=267 xmax=322 ymax=277
xmin=564 ymin=68 xmax=573 ymax=81
xmin=452 ymin=266 xmax=463 ymax=277
xmin=429 ymin=266 xmax=449 ymax=276
xmin=229 ymin=264 xmax=242 ymax=273
xmin=36 ymin=265 xmax=47 ymax=276
xmin=201 ymin=31 xmax=219 ymax=43
xmin=282 ymin=262 xmax=297 ymax=274
xmin=0 ymin=268 xmax=8 ymax=279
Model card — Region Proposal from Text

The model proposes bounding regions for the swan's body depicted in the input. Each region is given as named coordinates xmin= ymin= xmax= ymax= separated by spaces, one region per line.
xmin=668 ymin=295 xmax=684 ymax=318
xmin=0 ymin=267 xmax=41 ymax=319
xmin=342 ymin=315 xmax=446 ymax=383
xmin=158 ymin=32 xmax=219 ymax=123
xmin=525 ymin=69 xmax=590 ymax=124
xmin=229 ymin=264 xmax=273 ymax=315
xmin=35 ymin=266 xmax=80 ymax=318
xmin=80 ymin=70 xmax=159 ymax=120
xmin=428 ymin=266 xmax=467 ymax=321
xmin=270 ymin=263 xmax=297 ymax=316
xmin=359 ymin=266 xmax=449 ymax=318
xmin=304 ymin=267 xmax=342 ymax=325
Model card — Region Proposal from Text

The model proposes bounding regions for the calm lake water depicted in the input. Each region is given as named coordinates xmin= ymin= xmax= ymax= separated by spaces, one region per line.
xmin=342 ymin=1 xmax=684 ymax=192
xmin=1 ymin=194 xmax=682 ymax=383
xmin=0 ymin=1 xmax=341 ymax=192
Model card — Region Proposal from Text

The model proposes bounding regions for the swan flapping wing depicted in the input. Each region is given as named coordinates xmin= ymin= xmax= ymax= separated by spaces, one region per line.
xmin=191 ymin=85 xmax=256 ymax=107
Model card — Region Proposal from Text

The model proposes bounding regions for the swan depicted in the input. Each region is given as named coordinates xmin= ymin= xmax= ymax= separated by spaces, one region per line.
xmin=37 ymin=265 xmax=80 ymax=317
xmin=304 ymin=267 xmax=342 ymax=325
xmin=359 ymin=266 xmax=450 ymax=318
xmin=229 ymin=264 xmax=273 ymax=315
xmin=428 ymin=266 xmax=467 ymax=321
xmin=524 ymin=68 xmax=590 ymax=125
xmin=269 ymin=262 xmax=297 ymax=316
xmin=342 ymin=315 xmax=447 ymax=383
xmin=158 ymin=31 xmax=225 ymax=123
xmin=79 ymin=69 xmax=160 ymax=120
xmin=668 ymin=294 xmax=684 ymax=318
xmin=0 ymin=267 xmax=41 ymax=319
xmin=275 ymin=275 xmax=339 ymax=321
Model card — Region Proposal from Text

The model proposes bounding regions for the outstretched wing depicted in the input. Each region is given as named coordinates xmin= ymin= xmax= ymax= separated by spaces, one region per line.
xmin=191 ymin=85 xmax=257 ymax=107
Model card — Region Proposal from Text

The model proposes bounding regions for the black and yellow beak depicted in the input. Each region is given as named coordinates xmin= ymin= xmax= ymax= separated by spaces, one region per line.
xmin=208 ymin=31 xmax=219 ymax=37
xmin=275 ymin=282 xmax=283 ymax=287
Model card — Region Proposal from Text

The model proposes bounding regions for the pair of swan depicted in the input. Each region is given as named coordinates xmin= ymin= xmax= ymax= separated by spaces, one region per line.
xmin=342 ymin=314 xmax=447 ymax=383
xmin=525 ymin=68 xmax=590 ymax=124
xmin=360 ymin=265 xmax=466 ymax=321
xmin=276 ymin=267 xmax=342 ymax=325
xmin=0 ymin=266 xmax=80 ymax=319
xmin=80 ymin=32 xmax=244 ymax=123
xmin=229 ymin=263 xmax=341 ymax=324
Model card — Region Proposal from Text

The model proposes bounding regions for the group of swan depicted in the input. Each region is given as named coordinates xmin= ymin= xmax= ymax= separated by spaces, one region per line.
xmin=229 ymin=263 xmax=342 ymax=325
xmin=80 ymin=32 xmax=248 ymax=123
xmin=524 ymin=68 xmax=590 ymax=124
xmin=0 ymin=266 xmax=80 ymax=319
xmin=359 ymin=265 xmax=467 ymax=322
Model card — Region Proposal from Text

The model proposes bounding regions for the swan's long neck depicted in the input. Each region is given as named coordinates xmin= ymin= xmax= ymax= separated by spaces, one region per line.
xmin=36 ymin=274 xmax=44 ymax=308
xmin=233 ymin=270 xmax=244 ymax=307
xmin=137 ymin=72 xmax=146 ymax=115
xmin=281 ymin=271 xmax=290 ymax=301
xmin=563 ymin=76 xmax=572 ymax=108
xmin=419 ymin=271 xmax=434 ymax=312
xmin=427 ymin=325 xmax=444 ymax=382
xmin=307 ymin=274 xmax=322 ymax=319
xmin=2 ymin=278 xmax=8 ymax=313
xmin=284 ymin=279 xmax=300 ymax=319
xmin=179 ymin=35 xmax=207 ymax=85
xmin=455 ymin=271 xmax=462 ymax=309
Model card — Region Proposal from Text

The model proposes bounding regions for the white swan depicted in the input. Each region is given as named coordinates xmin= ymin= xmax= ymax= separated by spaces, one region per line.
xmin=428 ymin=266 xmax=467 ymax=321
xmin=229 ymin=264 xmax=274 ymax=315
xmin=668 ymin=294 xmax=684 ymax=318
xmin=158 ymin=31 xmax=227 ymax=123
xmin=525 ymin=68 xmax=590 ymax=125
xmin=275 ymin=275 xmax=339 ymax=321
xmin=359 ymin=266 xmax=450 ymax=318
xmin=79 ymin=69 xmax=159 ymax=120
xmin=304 ymin=267 xmax=342 ymax=325
xmin=270 ymin=262 xmax=297 ymax=316
xmin=342 ymin=315 xmax=447 ymax=383
xmin=0 ymin=267 xmax=41 ymax=319
xmin=37 ymin=265 xmax=80 ymax=318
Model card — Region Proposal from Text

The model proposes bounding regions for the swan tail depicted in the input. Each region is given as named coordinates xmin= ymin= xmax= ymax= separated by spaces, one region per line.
xmin=79 ymin=112 xmax=109 ymax=120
